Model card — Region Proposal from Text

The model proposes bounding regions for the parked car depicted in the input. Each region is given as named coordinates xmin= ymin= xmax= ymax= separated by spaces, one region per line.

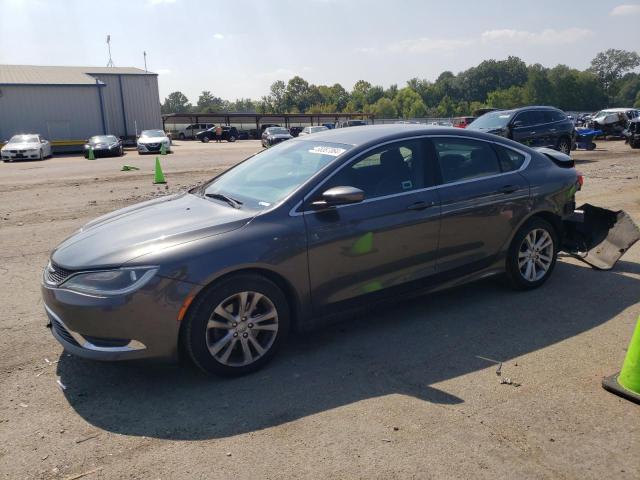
xmin=84 ymin=135 xmax=123 ymax=158
xmin=298 ymin=126 xmax=329 ymax=136
xmin=624 ymin=118 xmax=640 ymax=149
xmin=467 ymin=106 xmax=574 ymax=154
xmin=196 ymin=126 xmax=240 ymax=143
xmin=41 ymin=124 xmax=637 ymax=376
xmin=137 ymin=129 xmax=171 ymax=154
xmin=587 ymin=108 xmax=640 ymax=137
xmin=336 ymin=120 xmax=367 ymax=128
xmin=452 ymin=116 xmax=476 ymax=128
xmin=261 ymin=127 xmax=292 ymax=147
xmin=1 ymin=134 xmax=52 ymax=162
xmin=289 ymin=126 xmax=304 ymax=137
xmin=175 ymin=124 xmax=214 ymax=140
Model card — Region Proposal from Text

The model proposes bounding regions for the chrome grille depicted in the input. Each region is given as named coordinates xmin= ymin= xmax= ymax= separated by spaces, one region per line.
xmin=45 ymin=262 xmax=75 ymax=286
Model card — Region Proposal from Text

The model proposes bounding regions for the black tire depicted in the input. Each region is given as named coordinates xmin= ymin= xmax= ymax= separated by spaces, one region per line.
xmin=202 ymin=136 xmax=210 ymax=143
xmin=179 ymin=133 xmax=185 ymax=140
xmin=587 ymin=142 xmax=596 ymax=151
xmin=504 ymin=217 xmax=558 ymax=290
xmin=39 ymin=149 xmax=44 ymax=161
xmin=228 ymin=135 xmax=236 ymax=143
xmin=631 ymin=139 xmax=640 ymax=149
xmin=182 ymin=273 xmax=290 ymax=376
xmin=557 ymin=136 xmax=571 ymax=155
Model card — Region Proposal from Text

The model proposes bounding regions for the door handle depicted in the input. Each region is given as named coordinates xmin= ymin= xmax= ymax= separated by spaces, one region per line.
xmin=499 ymin=185 xmax=517 ymax=194
xmin=407 ymin=201 xmax=435 ymax=211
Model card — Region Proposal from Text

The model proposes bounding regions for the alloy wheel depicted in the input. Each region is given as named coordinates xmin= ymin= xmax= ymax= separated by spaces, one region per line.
xmin=518 ymin=228 xmax=554 ymax=282
xmin=206 ymin=291 xmax=279 ymax=367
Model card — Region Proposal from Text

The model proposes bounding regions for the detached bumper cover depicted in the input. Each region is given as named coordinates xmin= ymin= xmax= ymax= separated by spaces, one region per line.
xmin=562 ymin=203 xmax=640 ymax=270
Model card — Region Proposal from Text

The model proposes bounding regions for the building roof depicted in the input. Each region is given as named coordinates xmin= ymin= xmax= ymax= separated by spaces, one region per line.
xmin=0 ymin=65 xmax=156 ymax=86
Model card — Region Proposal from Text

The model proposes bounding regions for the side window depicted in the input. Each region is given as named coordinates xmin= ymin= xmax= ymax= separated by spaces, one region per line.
xmin=494 ymin=145 xmax=526 ymax=172
xmin=550 ymin=110 xmax=566 ymax=122
xmin=322 ymin=140 xmax=427 ymax=199
xmin=433 ymin=138 xmax=501 ymax=183
xmin=514 ymin=111 xmax=532 ymax=127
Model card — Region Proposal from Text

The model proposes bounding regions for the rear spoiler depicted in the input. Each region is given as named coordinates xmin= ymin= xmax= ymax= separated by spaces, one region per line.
xmin=562 ymin=204 xmax=640 ymax=270
xmin=535 ymin=147 xmax=574 ymax=168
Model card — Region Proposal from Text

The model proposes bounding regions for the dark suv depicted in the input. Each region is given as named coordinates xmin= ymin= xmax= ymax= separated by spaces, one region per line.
xmin=196 ymin=126 xmax=239 ymax=143
xmin=468 ymin=106 xmax=574 ymax=154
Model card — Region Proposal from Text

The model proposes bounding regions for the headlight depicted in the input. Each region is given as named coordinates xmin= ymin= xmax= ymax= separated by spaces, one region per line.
xmin=61 ymin=267 xmax=158 ymax=295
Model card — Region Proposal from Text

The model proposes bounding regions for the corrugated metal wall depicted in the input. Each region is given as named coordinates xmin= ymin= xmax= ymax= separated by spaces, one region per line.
xmin=91 ymin=74 xmax=162 ymax=137
xmin=0 ymin=85 xmax=103 ymax=141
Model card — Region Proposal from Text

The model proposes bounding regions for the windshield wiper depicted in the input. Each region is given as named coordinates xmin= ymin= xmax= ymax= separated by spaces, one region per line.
xmin=205 ymin=192 xmax=243 ymax=209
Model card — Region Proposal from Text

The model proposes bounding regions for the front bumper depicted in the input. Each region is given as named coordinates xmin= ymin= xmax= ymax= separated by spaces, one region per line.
xmin=2 ymin=150 xmax=40 ymax=160
xmin=42 ymin=275 xmax=195 ymax=362
xmin=138 ymin=143 xmax=169 ymax=153
xmin=85 ymin=147 xmax=119 ymax=157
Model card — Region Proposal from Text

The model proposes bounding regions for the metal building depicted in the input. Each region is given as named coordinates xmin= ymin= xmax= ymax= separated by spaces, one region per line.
xmin=0 ymin=65 xmax=161 ymax=150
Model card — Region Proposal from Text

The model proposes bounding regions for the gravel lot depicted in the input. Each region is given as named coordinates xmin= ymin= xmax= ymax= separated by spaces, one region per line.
xmin=0 ymin=138 xmax=639 ymax=480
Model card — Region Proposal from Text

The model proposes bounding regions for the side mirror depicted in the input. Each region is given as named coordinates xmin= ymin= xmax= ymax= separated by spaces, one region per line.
xmin=312 ymin=186 xmax=364 ymax=208
xmin=512 ymin=120 xmax=524 ymax=128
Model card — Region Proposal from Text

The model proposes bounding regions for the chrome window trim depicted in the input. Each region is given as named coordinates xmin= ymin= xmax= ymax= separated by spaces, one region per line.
xmin=290 ymin=134 xmax=531 ymax=216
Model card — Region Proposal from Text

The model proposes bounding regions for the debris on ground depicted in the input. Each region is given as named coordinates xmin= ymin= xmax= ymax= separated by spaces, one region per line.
xmin=62 ymin=466 xmax=102 ymax=480
xmin=496 ymin=362 xmax=502 ymax=376
xmin=500 ymin=377 xmax=521 ymax=387
xmin=75 ymin=433 xmax=100 ymax=444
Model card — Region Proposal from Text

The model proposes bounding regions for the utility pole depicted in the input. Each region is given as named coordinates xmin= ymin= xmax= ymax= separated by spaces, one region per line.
xmin=106 ymin=35 xmax=115 ymax=67
xmin=143 ymin=51 xmax=147 ymax=72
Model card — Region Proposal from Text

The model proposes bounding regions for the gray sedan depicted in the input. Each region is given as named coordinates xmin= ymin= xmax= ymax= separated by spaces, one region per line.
xmin=41 ymin=125 xmax=634 ymax=376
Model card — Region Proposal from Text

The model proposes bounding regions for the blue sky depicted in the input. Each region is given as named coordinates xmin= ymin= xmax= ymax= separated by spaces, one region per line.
xmin=1 ymin=0 xmax=639 ymax=103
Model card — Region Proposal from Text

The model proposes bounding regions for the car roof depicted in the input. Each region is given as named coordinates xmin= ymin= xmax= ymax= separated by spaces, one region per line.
xmin=596 ymin=108 xmax=637 ymax=113
xmin=296 ymin=123 xmax=521 ymax=148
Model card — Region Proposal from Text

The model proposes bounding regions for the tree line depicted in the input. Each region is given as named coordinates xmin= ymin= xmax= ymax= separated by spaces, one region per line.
xmin=161 ymin=49 xmax=640 ymax=118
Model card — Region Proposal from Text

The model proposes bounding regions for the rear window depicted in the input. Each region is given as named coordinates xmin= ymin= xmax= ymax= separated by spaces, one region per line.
xmin=494 ymin=145 xmax=526 ymax=172
xmin=433 ymin=138 xmax=501 ymax=183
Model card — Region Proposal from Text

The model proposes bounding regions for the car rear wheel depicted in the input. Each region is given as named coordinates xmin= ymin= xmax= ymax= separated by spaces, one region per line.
xmin=202 ymin=136 xmax=210 ymax=143
xmin=228 ymin=135 xmax=236 ymax=142
xmin=179 ymin=133 xmax=185 ymax=140
xmin=557 ymin=137 xmax=571 ymax=155
xmin=505 ymin=217 xmax=558 ymax=290
xmin=183 ymin=274 xmax=290 ymax=376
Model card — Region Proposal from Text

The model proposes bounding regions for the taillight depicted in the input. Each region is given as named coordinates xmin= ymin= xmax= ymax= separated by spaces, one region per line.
xmin=576 ymin=171 xmax=584 ymax=190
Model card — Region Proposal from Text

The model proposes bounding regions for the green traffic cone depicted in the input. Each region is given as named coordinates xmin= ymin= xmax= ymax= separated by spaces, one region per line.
xmin=121 ymin=165 xmax=139 ymax=171
xmin=603 ymin=316 xmax=640 ymax=404
xmin=88 ymin=147 xmax=95 ymax=160
xmin=160 ymin=142 xmax=167 ymax=155
xmin=153 ymin=157 xmax=166 ymax=184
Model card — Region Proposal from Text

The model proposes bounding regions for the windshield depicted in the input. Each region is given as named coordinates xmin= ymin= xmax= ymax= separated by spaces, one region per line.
xmin=90 ymin=135 xmax=117 ymax=143
xmin=468 ymin=111 xmax=513 ymax=129
xmin=9 ymin=135 xmax=39 ymax=143
xmin=201 ymin=141 xmax=352 ymax=209
xmin=267 ymin=128 xmax=289 ymax=135
xmin=141 ymin=130 xmax=165 ymax=137
xmin=310 ymin=126 xmax=328 ymax=133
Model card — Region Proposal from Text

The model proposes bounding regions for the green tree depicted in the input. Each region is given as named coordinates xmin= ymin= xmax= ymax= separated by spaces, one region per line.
xmin=371 ymin=97 xmax=397 ymax=118
xmin=394 ymin=88 xmax=427 ymax=118
xmin=161 ymin=91 xmax=191 ymax=114
xmin=523 ymin=64 xmax=554 ymax=105
xmin=614 ymin=73 xmax=640 ymax=106
xmin=196 ymin=91 xmax=225 ymax=112
xmin=285 ymin=76 xmax=311 ymax=112
xmin=486 ymin=86 xmax=526 ymax=109
xmin=589 ymin=49 xmax=640 ymax=102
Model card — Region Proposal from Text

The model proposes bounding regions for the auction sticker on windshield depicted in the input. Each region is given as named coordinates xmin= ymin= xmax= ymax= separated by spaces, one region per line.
xmin=308 ymin=146 xmax=346 ymax=156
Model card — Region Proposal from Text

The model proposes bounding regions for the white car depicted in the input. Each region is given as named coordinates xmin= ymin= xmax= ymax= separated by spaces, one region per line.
xmin=298 ymin=126 xmax=329 ymax=136
xmin=175 ymin=123 xmax=214 ymax=140
xmin=137 ymin=129 xmax=171 ymax=155
xmin=1 ymin=134 xmax=52 ymax=162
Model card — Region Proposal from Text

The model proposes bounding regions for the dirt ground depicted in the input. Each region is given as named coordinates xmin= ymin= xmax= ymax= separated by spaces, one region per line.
xmin=0 ymin=138 xmax=639 ymax=480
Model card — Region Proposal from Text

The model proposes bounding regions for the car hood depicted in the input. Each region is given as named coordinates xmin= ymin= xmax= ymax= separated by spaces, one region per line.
xmin=138 ymin=136 xmax=168 ymax=143
xmin=2 ymin=142 xmax=40 ymax=150
xmin=51 ymin=193 xmax=255 ymax=269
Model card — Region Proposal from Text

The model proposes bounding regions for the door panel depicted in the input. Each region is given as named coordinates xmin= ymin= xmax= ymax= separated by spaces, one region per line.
xmin=304 ymin=138 xmax=441 ymax=310
xmin=430 ymin=137 xmax=530 ymax=273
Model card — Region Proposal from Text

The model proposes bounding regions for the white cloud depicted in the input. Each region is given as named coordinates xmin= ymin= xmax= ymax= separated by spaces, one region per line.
xmin=610 ymin=4 xmax=640 ymax=15
xmin=213 ymin=33 xmax=224 ymax=39
xmin=386 ymin=37 xmax=473 ymax=54
xmin=481 ymin=28 xmax=592 ymax=45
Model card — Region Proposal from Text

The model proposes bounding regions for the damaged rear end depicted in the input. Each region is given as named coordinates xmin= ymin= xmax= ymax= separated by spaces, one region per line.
xmin=535 ymin=147 xmax=640 ymax=270
xmin=562 ymin=204 xmax=640 ymax=270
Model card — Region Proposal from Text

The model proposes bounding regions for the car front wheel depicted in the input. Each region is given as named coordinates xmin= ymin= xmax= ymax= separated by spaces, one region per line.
xmin=183 ymin=274 xmax=290 ymax=376
xmin=228 ymin=135 xmax=236 ymax=142
xmin=202 ymin=136 xmax=210 ymax=143
xmin=505 ymin=217 xmax=558 ymax=290
xmin=557 ymin=137 xmax=571 ymax=155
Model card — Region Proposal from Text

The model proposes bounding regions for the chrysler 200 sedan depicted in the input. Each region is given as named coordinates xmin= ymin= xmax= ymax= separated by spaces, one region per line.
xmin=42 ymin=125 xmax=636 ymax=376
